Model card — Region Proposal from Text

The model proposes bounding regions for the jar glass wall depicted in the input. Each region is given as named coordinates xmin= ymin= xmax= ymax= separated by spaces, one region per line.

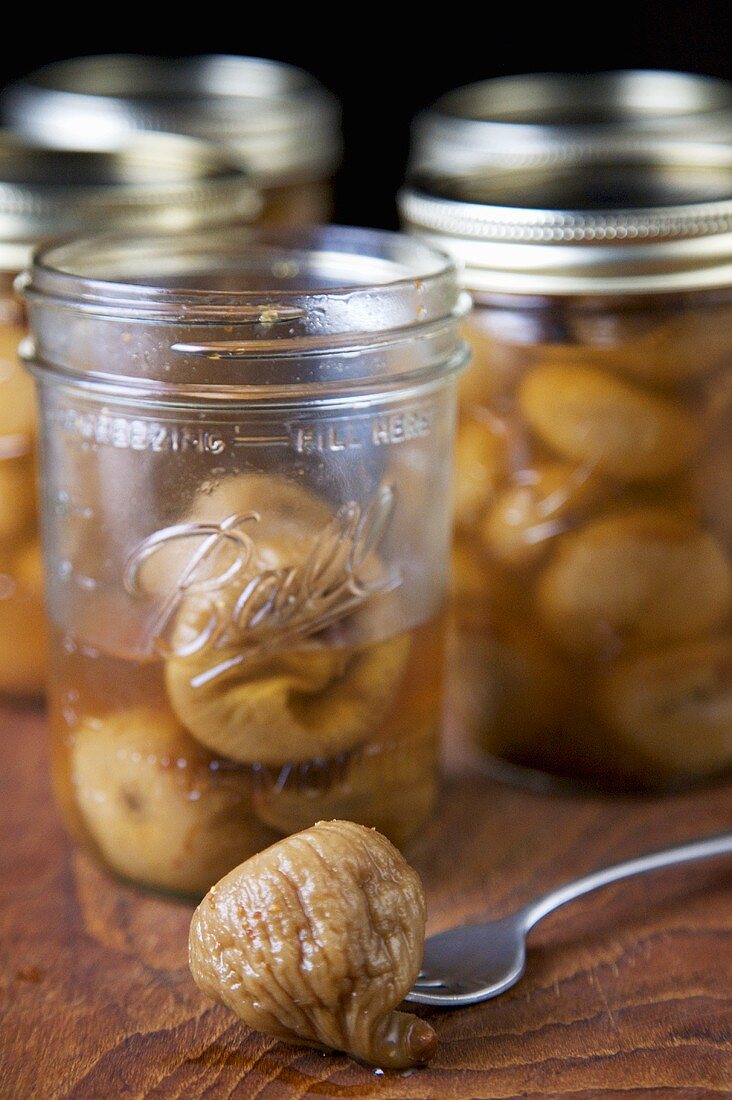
xmin=453 ymin=287 xmax=732 ymax=791
xmin=23 ymin=226 xmax=466 ymax=895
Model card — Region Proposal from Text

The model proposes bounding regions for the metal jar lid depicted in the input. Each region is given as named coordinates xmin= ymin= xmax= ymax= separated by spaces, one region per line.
xmin=409 ymin=70 xmax=732 ymax=176
xmin=0 ymin=131 xmax=260 ymax=272
xmin=400 ymin=141 xmax=732 ymax=296
xmin=2 ymin=54 xmax=342 ymax=186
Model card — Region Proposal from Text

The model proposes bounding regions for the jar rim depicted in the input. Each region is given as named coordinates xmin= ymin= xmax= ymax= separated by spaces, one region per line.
xmin=25 ymin=224 xmax=459 ymax=320
xmin=22 ymin=226 xmax=469 ymax=401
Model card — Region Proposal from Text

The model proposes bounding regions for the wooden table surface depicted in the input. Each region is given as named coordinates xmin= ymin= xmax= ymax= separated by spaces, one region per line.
xmin=1 ymin=701 xmax=730 ymax=1099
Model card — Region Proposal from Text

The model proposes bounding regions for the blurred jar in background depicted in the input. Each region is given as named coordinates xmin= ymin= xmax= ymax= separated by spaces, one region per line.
xmin=2 ymin=55 xmax=342 ymax=227
xmin=401 ymin=141 xmax=732 ymax=792
xmin=0 ymin=267 xmax=40 ymax=696
xmin=0 ymin=132 xmax=257 ymax=697
xmin=409 ymin=70 xmax=732 ymax=177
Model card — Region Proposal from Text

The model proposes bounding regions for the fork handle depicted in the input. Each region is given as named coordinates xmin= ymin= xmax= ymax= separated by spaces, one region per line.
xmin=522 ymin=832 xmax=732 ymax=931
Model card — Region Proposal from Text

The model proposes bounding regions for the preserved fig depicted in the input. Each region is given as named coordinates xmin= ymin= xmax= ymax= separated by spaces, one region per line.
xmin=519 ymin=364 xmax=698 ymax=481
xmin=599 ymin=636 xmax=732 ymax=779
xmin=189 ymin=819 xmax=437 ymax=1068
xmin=482 ymin=461 xmax=608 ymax=568
xmin=166 ymin=631 xmax=410 ymax=766
xmin=70 ymin=706 xmax=277 ymax=895
xmin=537 ymin=508 xmax=731 ymax=654
xmin=252 ymin=734 xmax=437 ymax=847
xmin=452 ymin=416 xmax=506 ymax=529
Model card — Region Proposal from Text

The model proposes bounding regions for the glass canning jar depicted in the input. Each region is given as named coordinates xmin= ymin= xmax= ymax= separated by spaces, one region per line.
xmin=3 ymin=54 xmax=342 ymax=227
xmin=0 ymin=267 xmax=42 ymax=695
xmin=21 ymin=225 xmax=467 ymax=896
xmin=0 ymin=132 xmax=256 ymax=699
xmin=409 ymin=70 xmax=732 ymax=177
xmin=401 ymin=143 xmax=732 ymax=792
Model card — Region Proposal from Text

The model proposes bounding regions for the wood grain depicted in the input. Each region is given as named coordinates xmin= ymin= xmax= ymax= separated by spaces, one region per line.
xmin=0 ymin=701 xmax=730 ymax=1099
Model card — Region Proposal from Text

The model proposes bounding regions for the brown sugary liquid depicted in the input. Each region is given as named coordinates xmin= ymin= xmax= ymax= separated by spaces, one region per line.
xmin=453 ymin=295 xmax=732 ymax=791
xmin=257 ymin=178 xmax=334 ymax=227
xmin=0 ymin=300 xmax=46 ymax=697
xmin=50 ymin=615 xmax=445 ymax=895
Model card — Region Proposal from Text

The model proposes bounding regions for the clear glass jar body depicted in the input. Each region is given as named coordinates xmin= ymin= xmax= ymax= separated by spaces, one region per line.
xmin=0 ymin=272 xmax=46 ymax=696
xmin=25 ymin=227 xmax=463 ymax=896
xmin=453 ymin=287 xmax=732 ymax=792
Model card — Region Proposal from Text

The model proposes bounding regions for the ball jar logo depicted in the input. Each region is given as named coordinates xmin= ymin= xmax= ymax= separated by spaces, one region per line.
xmin=124 ymin=483 xmax=399 ymax=670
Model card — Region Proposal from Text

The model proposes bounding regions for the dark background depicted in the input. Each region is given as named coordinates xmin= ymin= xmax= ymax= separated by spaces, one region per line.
xmin=3 ymin=1 xmax=732 ymax=228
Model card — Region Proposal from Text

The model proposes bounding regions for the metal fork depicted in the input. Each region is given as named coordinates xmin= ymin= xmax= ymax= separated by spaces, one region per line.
xmin=407 ymin=832 xmax=732 ymax=1007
